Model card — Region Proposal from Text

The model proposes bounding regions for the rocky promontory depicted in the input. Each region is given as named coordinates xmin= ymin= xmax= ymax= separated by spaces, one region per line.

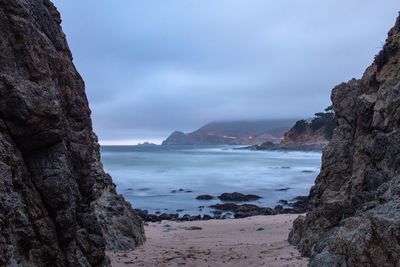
xmin=252 ymin=107 xmax=336 ymax=151
xmin=289 ymin=15 xmax=400 ymax=266
xmin=0 ymin=1 xmax=144 ymax=266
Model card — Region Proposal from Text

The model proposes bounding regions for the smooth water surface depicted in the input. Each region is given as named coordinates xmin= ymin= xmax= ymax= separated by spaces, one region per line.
xmin=101 ymin=145 xmax=321 ymax=216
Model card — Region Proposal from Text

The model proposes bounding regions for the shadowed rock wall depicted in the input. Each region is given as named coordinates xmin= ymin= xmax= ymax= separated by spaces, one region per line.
xmin=289 ymin=15 xmax=400 ymax=266
xmin=0 ymin=1 xmax=144 ymax=266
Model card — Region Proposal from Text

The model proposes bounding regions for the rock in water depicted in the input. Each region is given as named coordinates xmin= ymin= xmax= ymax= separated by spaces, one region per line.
xmin=289 ymin=15 xmax=400 ymax=266
xmin=0 ymin=1 xmax=144 ymax=266
xmin=218 ymin=192 xmax=262 ymax=202
xmin=196 ymin=194 xmax=215 ymax=200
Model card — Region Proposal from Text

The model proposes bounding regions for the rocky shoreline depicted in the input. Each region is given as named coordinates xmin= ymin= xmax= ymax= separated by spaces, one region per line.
xmin=135 ymin=193 xmax=309 ymax=222
xmin=239 ymin=107 xmax=335 ymax=152
xmin=241 ymin=142 xmax=326 ymax=152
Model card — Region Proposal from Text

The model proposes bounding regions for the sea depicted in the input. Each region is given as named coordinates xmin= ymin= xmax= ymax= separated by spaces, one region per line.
xmin=100 ymin=145 xmax=322 ymax=216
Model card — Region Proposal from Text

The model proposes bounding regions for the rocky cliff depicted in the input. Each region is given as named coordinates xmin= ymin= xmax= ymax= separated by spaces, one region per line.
xmin=253 ymin=108 xmax=335 ymax=151
xmin=289 ymin=15 xmax=400 ymax=266
xmin=281 ymin=109 xmax=335 ymax=147
xmin=0 ymin=1 xmax=144 ymax=266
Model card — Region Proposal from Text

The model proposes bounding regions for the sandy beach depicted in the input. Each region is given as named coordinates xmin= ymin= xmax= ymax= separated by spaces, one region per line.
xmin=108 ymin=214 xmax=308 ymax=267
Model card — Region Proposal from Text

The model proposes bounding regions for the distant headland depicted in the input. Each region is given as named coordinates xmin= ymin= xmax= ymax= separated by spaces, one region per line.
xmin=162 ymin=119 xmax=298 ymax=145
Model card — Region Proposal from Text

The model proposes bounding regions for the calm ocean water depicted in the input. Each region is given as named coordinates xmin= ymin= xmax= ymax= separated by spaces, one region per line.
xmin=100 ymin=145 xmax=322 ymax=216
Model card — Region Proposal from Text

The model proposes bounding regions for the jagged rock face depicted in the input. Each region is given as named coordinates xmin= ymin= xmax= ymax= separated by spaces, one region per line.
xmin=0 ymin=1 xmax=144 ymax=266
xmin=289 ymin=16 xmax=400 ymax=266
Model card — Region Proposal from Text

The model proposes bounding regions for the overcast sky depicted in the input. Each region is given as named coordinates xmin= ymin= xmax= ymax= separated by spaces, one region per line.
xmin=53 ymin=0 xmax=399 ymax=144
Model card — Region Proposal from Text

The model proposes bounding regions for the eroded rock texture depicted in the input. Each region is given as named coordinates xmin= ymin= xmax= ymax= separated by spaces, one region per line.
xmin=289 ymin=16 xmax=400 ymax=266
xmin=0 ymin=0 xmax=144 ymax=266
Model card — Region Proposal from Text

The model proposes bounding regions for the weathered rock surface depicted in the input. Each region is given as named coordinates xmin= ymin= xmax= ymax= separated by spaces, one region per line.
xmin=0 ymin=1 xmax=144 ymax=266
xmin=289 ymin=16 xmax=400 ymax=266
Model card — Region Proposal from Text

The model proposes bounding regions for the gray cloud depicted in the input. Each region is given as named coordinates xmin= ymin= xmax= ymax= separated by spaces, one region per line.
xmin=53 ymin=0 xmax=399 ymax=144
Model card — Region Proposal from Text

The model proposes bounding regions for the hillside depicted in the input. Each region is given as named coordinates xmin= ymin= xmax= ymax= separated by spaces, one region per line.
xmin=289 ymin=15 xmax=400 ymax=266
xmin=255 ymin=107 xmax=336 ymax=151
xmin=162 ymin=119 xmax=297 ymax=145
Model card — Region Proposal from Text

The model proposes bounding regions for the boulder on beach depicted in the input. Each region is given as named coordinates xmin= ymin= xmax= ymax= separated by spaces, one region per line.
xmin=210 ymin=203 xmax=275 ymax=218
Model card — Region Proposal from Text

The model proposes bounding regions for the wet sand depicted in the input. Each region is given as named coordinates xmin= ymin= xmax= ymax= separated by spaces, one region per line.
xmin=108 ymin=214 xmax=308 ymax=267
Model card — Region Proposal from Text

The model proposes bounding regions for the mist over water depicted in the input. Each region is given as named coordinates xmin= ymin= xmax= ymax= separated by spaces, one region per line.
xmin=101 ymin=145 xmax=321 ymax=216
